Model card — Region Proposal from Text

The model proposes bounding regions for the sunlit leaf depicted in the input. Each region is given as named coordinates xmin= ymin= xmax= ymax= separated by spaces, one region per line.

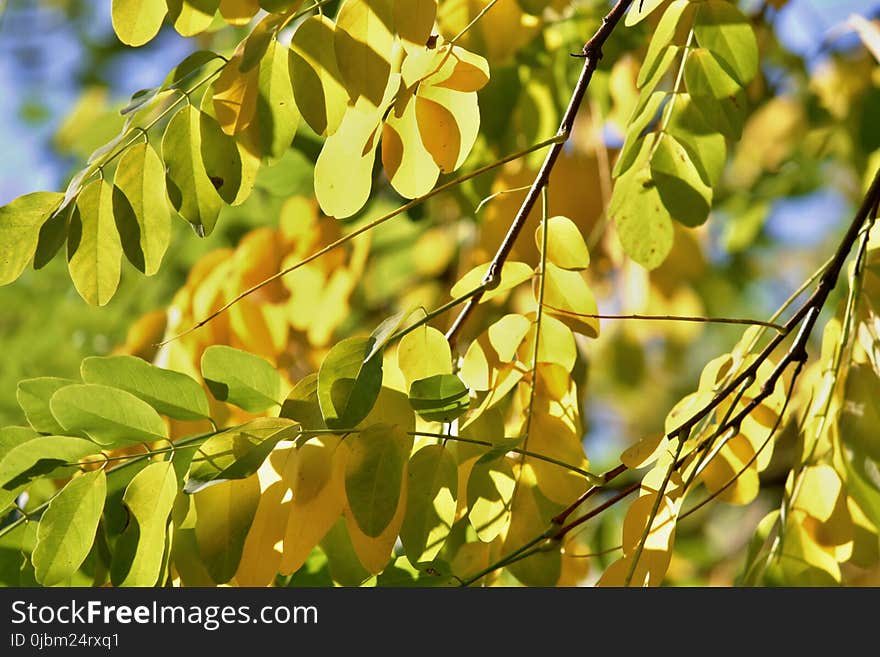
xmin=111 ymin=0 xmax=167 ymax=46
xmin=0 ymin=192 xmax=64 ymax=286
xmin=466 ymin=456 xmax=515 ymax=542
xmin=694 ymin=0 xmax=758 ymax=85
xmin=400 ymin=444 xmax=457 ymax=563
xmin=650 ymin=133 xmax=713 ymax=227
xmin=535 ymin=215 xmax=590 ymax=270
xmin=408 ymin=373 xmax=470 ymax=423
xmin=16 ymin=378 xmax=77 ymax=435
xmin=451 ymin=261 xmax=533 ymax=302
xmin=0 ymin=435 xmax=101 ymax=490
xmin=638 ymin=0 xmax=691 ymax=87
xmin=67 ymin=179 xmax=122 ymax=306
xmin=395 ymin=0 xmax=437 ymax=53
xmin=317 ymin=336 xmax=384 ymax=431
xmin=32 ymin=469 xmax=106 ymax=586
xmin=201 ymin=345 xmax=284 ymax=412
xmin=625 ymin=0 xmax=666 ymax=26
xmin=167 ymin=0 xmax=219 ymax=37
xmin=685 ymin=48 xmax=741 ymax=100
xmin=383 ymin=90 xmax=441 ymax=198
xmin=541 ymin=263 xmax=600 ymax=338
xmin=335 ymin=0 xmax=395 ymax=108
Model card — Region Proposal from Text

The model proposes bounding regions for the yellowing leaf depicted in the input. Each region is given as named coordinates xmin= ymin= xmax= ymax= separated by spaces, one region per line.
xmin=167 ymin=0 xmax=219 ymax=37
xmin=466 ymin=456 xmax=516 ymax=542
xmin=400 ymin=444 xmax=457 ymax=562
xmin=280 ymin=436 xmax=346 ymax=575
xmin=795 ymin=465 xmax=843 ymax=523
xmin=67 ymin=179 xmax=123 ymax=306
xmin=416 ymin=84 xmax=479 ymax=172
xmin=245 ymin=39 xmax=300 ymax=159
xmin=219 ymin=0 xmax=259 ymax=25
xmin=212 ymin=53 xmax=258 ymax=135
xmin=503 ymin=482 xmax=562 ymax=586
xmin=397 ymin=325 xmax=452 ymax=388
xmin=289 ymin=15 xmax=349 ymax=137
xmin=535 ymin=215 xmax=590 ymax=270
xmin=517 ymin=313 xmax=577 ymax=372
xmin=113 ymin=141 xmax=171 ymax=276
xmin=541 ymin=262 xmax=600 ymax=338
xmin=526 ymin=413 xmax=590 ymax=505
xmin=451 ymin=261 xmax=533 ymax=302
xmin=423 ymin=46 xmax=490 ymax=93
xmin=383 ymin=90 xmax=441 ymax=198
xmin=487 ymin=314 xmax=530 ymax=362
xmin=335 ymin=0 xmax=395 ymax=108
xmin=0 ymin=191 xmax=63 ymax=286
xmin=621 ymin=434 xmax=670 ymax=470
xmin=699 ymin=433 xmax=760 ymax=505
xmin=625 ymin=0 xmax=666 ymax=26
xmin=650 ymin=133 xmax=713 ymax=228
xmin=395 ymin=0 xmax=437 ymax=53
xmin=112 ymin=0 xmax=167 ymax=46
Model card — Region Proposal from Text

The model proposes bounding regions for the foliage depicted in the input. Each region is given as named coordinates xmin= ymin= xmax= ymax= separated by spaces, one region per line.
xmin=1 ymin=0 xmax=879 ymax=588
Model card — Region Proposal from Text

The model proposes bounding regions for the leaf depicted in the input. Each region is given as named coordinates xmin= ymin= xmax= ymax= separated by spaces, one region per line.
xmin=0 ymin=435 xmax=101 ymax=490
xmin=684 ymin=47 xmax=741 ymax=100
xmin=416 ymin=84 xmax=480 ymax=172
xmin=397 ymin=324 xmax=452 ymax=390
xmin=317 ymin=336 xmax=384 ymax=431
xmin=466 ymin=456 xmax=515 ymax=542
xmin=689 ymin=87 xmax=746 ymax=140
xmin=0 ymin=192 xmax=64 ymax=286
xmin=609 ymin=143 xmax=674 ymax=270
xmin=212 ymin=51 xmax=258 ymax=135
xmin=113 ymin=141 xmax=171 ymax=275
xmin=201 ymin=345 xmax=284 ymax=412
xmin=111 ymin=461 xmax=178 ymax=586
xmin=16 ymin=378 xmax=77 ymax=435
xmin=517 ymin=313 xmax=577 ymax=372
xmin=638 ymin=0 xmax=691 ymax=87
xmin=400 ymin=444 xmax=457 ymax=563
xmin=67 ymin=179 xmax=123 ymax=306
xmin=625 ymin=0 xmax=666 ymax=26
xmin=613 ymin=91 xmax=666 ymax=178
xmin=50 ymin=384 xmax=168 ymax=448
xmin=194 ymin=476 xmax=261 ymax=584
xmin=335 ymin=0 xmax=395 ymax=108
xmin=424 ymin=46 xmax=490 ymax=93
xmin=32 ymin=469 xmax=106 ymax=586
xmin=219 ymin=0 xmax=259 ymax=24
xmin=408 ymin=373 xmax=470 ymax=423
xmin=280 ymin=435 xmax=346 ymax=575
xmin=81 ymin=355 xmax=211 ymax=422
xmin=246 ymin=39 xmax=300 ymax=159
xmin=167 ymin=0 xmax=220 ymax=37
xmin=111 ymin=0 xmax=167 ymax=46
xmin=487 ymin=313 xmax=531 ymax=363
xmin=450 ymin=261 xmax=533 ymax=302
xmin=541 ymin=263 xmax=600 ymax=338
xmin=650 ymin=133 xmax=713 ymax=227
xmin=666 ymin=94 xmax=727 ymax=186
xmin=395 ymin=0 xmax=437 ymax=53
xmin=280 ymin=374 xmax=326 ymax=431
xmin=162 ymin=105 xmax=222 ymax=237
xmin=694 ymin=0 xmax=758 ymax=85
xmin=289 ymin=15 xmax=349 ymax=137
xmin=185 ymin=417 xmax=299 ymax=493
xmin=199 ymin=110 xmax=248 ymax=206
xmin=840 ymin=365 xmax=880 ymax=461
xmin=535 ymin=215 xmax=590 ymax=270
xmin=383 ymin=90 xmax=441 ymax=198
xmin=621 ymin=434 xmax=670 ymax=470
xmin=344 ymin=423 xmax=410 ymax=537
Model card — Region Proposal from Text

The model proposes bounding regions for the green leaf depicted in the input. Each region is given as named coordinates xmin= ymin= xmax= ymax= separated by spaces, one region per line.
xmin=67 ymin=179 xmax=123 ymax=306
xmin=344 ymin=423 xmax=409 ymax=537
xmin=194 ymin=476 xmax=260 ymax=584
xmin=317 ymin=336 xmax=384 ymax=431
xmin=408 ymin=374 xmax=470 ymax=423
xmin=33 ymin=201 xmax=71 ymax=270
xmin=0 ymin=435 xmax=101 ymax=490
xmin=81 ymin=355 xmax=211 ymax=422
xmin=201 ymin=345 xmax=284 ymax=412
xmin=400 ymin=445 xmax=457 ymax=563
xmin=113 ymin=141 xmax=171 ymax=276
xmin=0 ymin=426 xmax=37 ymax=461
xmin=111 ymin=461 xmax=179 ymax=586
xmin=684 ymin=47 xmax=741 ymax=99
xmin=609 ymin=138 xmax=674 ymax=270
xmin=625 ymin=0 xmax=667 ymax=26
xmin=167 ymin=0 xmax=219 ymax=37
xmin=638 ymin=0 xmax=691 ymax=87
xmin=694 ymin=0 xmax=758 ymax=85
xmin=162 ymin=105 xmax=223 ymax=237
xmin=650 ymin=133 xmax=713 ymax=227
xmin=280 ymin=374 xmax=326 ymax=431
xmin=467 ymin=456 xmax=516 ymax=542
xmin=249 ymin=39 xmax=300 ymax=159
xmin=334 ymin=0 xmax=394 ymax=108
xmin=0 ymin=192 xmax=64 ymax=286
xmin=839 ymin=364 xmax=880 ymax=461
xmin=32 ymin=469 xmax=106 ymax=586
xmin=16 ymin=378 xmax=77 ymax=434
xmin=111 ymin=0 xmax=167 ymax=46
xmin=613 ymin=91 xmax=666 ymax=178
xmin=289 ymin=15 xmax=349 ymax=137
xmin=50 ymin=384 xmax=168 ymax=448
xmin=666 ymin=94 xmax=727 ymax=186
xmin=689 ymin=87 xmax=746 ymax=140
xmin=185 ymin=417 xmax=299 ymax=493
xmin=199 ymin=110 xmax=247 ymax=205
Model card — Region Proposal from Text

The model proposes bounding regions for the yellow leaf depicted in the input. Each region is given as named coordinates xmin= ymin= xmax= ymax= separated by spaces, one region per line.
xmin=289 ymin=15 xmax=350 ymax=137
xmin=416 ymin=84 xmax=479 ymax=172
xmin=525 ymin=412 xmax=590 ymax=505
xmin=68 ymin=179 xmax=122 ymax=307
xmin=167 ymin=0 xmax=219 ymax=37
xmin=335 ymin=0 xmax=395 ymax=108
xmin=219 ymin=0 xmax=259 ymax=25
xmin=795 ymin=464 xmax=843 ymax=523
xmin=517 ymin=312 xmax=577 ymax=371
xmin=213 ymin=52 xmax=258 ymax=136
xmin=625 ymin=0 xmax=666 ymax=27
xmin=699 ymin=433 xmax=760 ymax=505
xmin=503 ymin=483 xmax=561 ymax=586
xmin=535 ymin=215 xmax=590 ymax=270
xmin=397 ymin=324 xmax=452 ymax=388
xmin=425 ymin=46 xmax=490 ymax=92
xmin=451 ymin=261 xmax=533 ymax=302
xmin=621 ymin=434 xmax=670 ymax=470
xmin=466 ymin=456 xmax=516 ymax=542
xmin=541 ymin=263 xmax=600 ymax=338
xmin=279 ymin=436 xmax=346 ymax=575
xmin=112 ymin=0 xmax=167 ymax=46
xmin=394 ymin=0 xmax=437 ymax=53
xmin=382 ymin=90 xmax=441 ymax=198
xmin=488 ymin=313 xmax=530 ymax=362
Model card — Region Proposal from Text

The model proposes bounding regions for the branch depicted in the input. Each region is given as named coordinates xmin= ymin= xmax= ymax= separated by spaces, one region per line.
xmin=445 ymin=0 xmax=636 ymax=348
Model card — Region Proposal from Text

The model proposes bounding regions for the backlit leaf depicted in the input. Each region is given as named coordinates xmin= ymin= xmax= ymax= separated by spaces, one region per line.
xmin=383 ymin=90 xmax=441 ymax=198
xmin=400 ymin=444 xmax=457 ymax=563
xmin=395 ymin=0 xmax=437 ymax=52
xmin=0 ymin=192 xmax=63 ymax=286
xmin=541 ymin=263 xmax=600 ymax=338
xmin=317 ymin=336 xmax=384 ymax=431
xmin=32 ymin=469 xmax=106 ymax=586
xmin=408 ymin=373 xmax=470 ymax=423
xmin=467 ymin=456 xmax=515 ymax=542
xmin=201 ymin=345 xmax=285 ymax=412
xmin=16 ymin=378 xmax=77 ymax=435
xmin=111 ymin=0 xmax=167 ymax=46
xmin=50 ymin=384 xmax=167 ymax=448
xmin=167 ymin=0 xmax=219 ymax=37
xmin=694 ymin=0 xmax=758 ymax=85
xmin=335 ymin=0 xmax=395 ymax=108
xmin=246 ymin=39 xmax=300 ymax=159
xmin=625 ymin=0 xmax=666 ymax=26
xmin=0 ymin=435 xmax=101 ymax=490
xmin=535 ymin=215 xmax=590 ymax=270
xmin=67 ymin=179 xmax=122 ymax=306
xmin=638 ymin=0 xmax=690 ymax=87
xmin=650 ymin=133 xmax=713 ymax=227
xmin=685 ymin=48 xmax=741 ymax=100
xmin=451 ymin=261 xmax=533 ymax=302
xmin=416 ymin=84 xmax=480 ymax=172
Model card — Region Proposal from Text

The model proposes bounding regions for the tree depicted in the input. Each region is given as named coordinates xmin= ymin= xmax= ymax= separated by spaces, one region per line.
xmin=0 ymin=0 xmax=878 ymax=588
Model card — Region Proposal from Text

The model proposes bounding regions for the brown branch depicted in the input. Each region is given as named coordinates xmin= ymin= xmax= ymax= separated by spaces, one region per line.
xmin=541 ymin=307 xmax=786 ymax=332
xmin=445 ymin=0 xmax=636 ymax=348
